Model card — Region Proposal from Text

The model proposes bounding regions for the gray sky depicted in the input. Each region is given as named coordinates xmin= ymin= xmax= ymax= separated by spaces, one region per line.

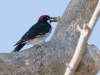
xmin=0 ymin=0 xmax=100 ymax=74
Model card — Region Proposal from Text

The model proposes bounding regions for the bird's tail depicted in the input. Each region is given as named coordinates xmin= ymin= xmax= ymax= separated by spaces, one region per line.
xmin=12 ymin=43 xmax=26 ymax=52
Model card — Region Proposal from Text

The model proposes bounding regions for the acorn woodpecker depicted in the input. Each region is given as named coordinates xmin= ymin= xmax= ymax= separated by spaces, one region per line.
xmin=12 ymin=15 xmax=58 ymax=52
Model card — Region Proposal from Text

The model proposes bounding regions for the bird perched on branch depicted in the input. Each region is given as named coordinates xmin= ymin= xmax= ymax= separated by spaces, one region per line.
xmin=12 ymin=15 xmax=59 ymax=52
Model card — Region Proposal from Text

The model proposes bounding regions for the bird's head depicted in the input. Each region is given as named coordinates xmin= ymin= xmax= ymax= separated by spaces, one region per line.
xmin=38 ymin=15 xmax=58 ymax=23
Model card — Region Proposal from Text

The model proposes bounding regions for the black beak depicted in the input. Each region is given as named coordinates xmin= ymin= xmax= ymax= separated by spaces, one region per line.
xmin=50 ymin=17 xmax=58 ymax=22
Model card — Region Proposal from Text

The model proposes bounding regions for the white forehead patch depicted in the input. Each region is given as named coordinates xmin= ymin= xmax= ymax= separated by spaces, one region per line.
xmin=47 ymin=20 xmax=50 ymax=23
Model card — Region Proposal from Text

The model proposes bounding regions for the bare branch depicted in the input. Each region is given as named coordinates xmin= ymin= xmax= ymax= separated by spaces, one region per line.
xmin=64 ymin=23 xmax=90 ymax=75
xmin=77 ymin=25 xmax=81 ymax=32
xmin=88 ymin=0 xmax=100 ymax=30
xmin=64 ymin=0 xmax=100 ymax=75
xmin=0 ymin=0 xmax=99 ymax=75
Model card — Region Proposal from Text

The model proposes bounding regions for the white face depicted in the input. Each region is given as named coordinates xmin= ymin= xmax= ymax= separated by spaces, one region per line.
xmin=47 ymin=20 xmax=50 ymax=23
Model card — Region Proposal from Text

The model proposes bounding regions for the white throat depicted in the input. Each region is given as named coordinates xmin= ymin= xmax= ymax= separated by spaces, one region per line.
xmin=47 ymin=20 xmax=50 ymax=23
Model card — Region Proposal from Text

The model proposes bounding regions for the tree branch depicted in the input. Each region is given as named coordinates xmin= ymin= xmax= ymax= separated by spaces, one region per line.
xmin=0 ymin=0 xmax=99 ymax=75
xmin=88 ymin=0 xmax=100 ymax=30
xmin=64 ymin=0 xmax=100 ymax=75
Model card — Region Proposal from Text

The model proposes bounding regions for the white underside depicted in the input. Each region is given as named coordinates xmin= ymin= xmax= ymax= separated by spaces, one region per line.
xmin=25 ymin=30 xmax=51 ymax=45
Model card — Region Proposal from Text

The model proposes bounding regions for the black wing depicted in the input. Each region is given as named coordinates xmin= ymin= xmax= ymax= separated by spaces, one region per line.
xmin=14 ymin=22 xmax=51 ymax=46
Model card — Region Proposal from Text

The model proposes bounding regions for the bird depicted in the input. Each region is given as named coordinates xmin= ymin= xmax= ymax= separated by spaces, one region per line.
xmin=12 ymin=15 xmax=58 ymax=52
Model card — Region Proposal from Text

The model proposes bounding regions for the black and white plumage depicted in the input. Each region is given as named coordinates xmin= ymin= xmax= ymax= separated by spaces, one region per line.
xmin=12 ymin=15 xmax=57 ymax=52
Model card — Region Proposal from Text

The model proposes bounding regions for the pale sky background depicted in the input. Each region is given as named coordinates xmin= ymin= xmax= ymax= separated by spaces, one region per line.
xmin=0 ymin=0 xmax=100 ymax=74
